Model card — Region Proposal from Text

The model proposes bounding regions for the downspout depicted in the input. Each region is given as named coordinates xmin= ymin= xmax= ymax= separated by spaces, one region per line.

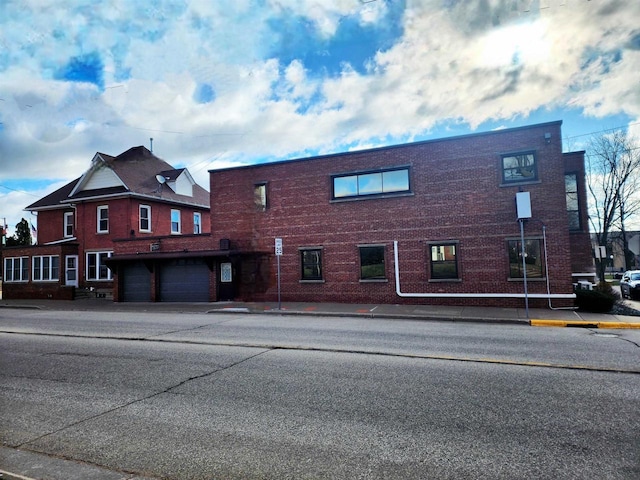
xmin=393 ymin=241 xmax=575 ymax=300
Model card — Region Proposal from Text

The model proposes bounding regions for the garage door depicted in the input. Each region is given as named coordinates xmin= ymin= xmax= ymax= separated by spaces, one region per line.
xmin=122 ymin=261 xmax=151 ymax=302
xmin=159 ymin=259 xmax=210 ymax=302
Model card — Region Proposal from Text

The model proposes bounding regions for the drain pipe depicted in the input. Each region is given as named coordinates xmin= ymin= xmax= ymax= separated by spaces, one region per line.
xmin=542 ymin=226 xmax=578 ymax=310
xmin=393 ymin=241 xmax=576 ymax=300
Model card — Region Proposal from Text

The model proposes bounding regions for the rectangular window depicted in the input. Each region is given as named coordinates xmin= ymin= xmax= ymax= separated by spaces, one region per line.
xmin=193 ymin=212 xmax=202 ymax=234
xmin=86 ymin=251 xmax=113 ymax=281
xmin=430 ymin=243 xmax=459 ymax=279
xmin=4 ymin=257 xmax=29 ymax=282
xmin=254 ymin=183 xmax=267 ymax=210
xmin=33 ymin=255 xmax=59 ymax=282
xmin=501 ymin=152 xmax=537 ymax=184
xmin=508 ymin=239 xmax=544 ymax=279
xmin=333 ymin=167 xmax=410 ymax=200
xmin=64 ymin=212 xmax=74 ymax=238
xmin=565 ymin=173 xmax=580 ymax=230
xmin=171 ymin=209 xmax=181 ymax=234
xmin=300 ymin=248 xmax=323 ymax=281
xmin=97 ymin=205 xmax=109 ymax=233
xmin=359 ymin=245 xmax=386 ymax=280
xmin=139 ymin=205 xmax=151 ymax=232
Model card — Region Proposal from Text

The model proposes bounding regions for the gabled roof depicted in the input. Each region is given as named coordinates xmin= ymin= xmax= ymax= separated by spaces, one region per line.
xmin=26 ymin=146 xmax=210 ymax=211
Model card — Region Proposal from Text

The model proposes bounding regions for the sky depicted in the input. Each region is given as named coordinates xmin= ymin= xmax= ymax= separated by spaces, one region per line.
xmin=1 ymin=0 xmax=639 ymax=236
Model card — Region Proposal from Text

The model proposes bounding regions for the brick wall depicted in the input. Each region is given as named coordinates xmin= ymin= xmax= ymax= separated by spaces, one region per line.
xmin=210 ymin=122 xmax=583 ymax=307
xmin=564 ymin=151 xmax=595 ymax=274
xmin=1 ymin=243 xmax=78 ymax=300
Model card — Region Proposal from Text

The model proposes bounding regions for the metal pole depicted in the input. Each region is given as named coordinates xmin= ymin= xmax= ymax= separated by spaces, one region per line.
xmin=277 ymin=254 xmax=281 ymax=310
xmin=520 ymin=218 xmax=529 ymax=319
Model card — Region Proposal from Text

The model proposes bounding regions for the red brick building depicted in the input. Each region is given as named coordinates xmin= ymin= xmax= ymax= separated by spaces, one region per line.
xmin=1 ymin=146 xmax=210 ymax=300
xmin=2 ymin=121 xmax=595 ymax=307
xmin=207 ymin=121 xmax=594 ymax=308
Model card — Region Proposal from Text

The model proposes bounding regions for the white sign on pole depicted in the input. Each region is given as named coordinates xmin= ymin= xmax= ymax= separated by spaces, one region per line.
xmin=595 ymin=246 xmax=607 ymax=259
xmin=275 ymin=238 xmax=283 ymax=256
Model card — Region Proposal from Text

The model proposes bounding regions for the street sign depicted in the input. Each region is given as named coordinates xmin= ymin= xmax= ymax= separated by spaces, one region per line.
xmin=275 ymin=238 xmax=283 ymax=256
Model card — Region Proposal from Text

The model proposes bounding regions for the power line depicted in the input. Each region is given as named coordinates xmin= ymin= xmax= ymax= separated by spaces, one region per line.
xmin=563 ymin=122 xmax=640 ymax=141
xmin=0 ymin=183 xmax=40 ymax=197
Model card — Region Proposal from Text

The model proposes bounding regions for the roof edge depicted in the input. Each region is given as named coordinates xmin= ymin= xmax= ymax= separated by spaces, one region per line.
xmin=209 ymin=120 xmax=564 ymax=173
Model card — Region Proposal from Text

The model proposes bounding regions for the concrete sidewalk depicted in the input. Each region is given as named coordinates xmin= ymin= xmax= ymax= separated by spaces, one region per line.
xmin=1 ymin=298 xmax=639 ymax=328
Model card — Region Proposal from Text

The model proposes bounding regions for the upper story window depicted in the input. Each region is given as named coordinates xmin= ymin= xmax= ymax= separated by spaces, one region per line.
xmin=359 ymin=244 xmax=386 ymax=281
xmin=565 ymin=173 xmax=580 ymax=231
xmin=193 ymin=212 xmax=202 ymax=234
xmin=139 ymin=205 xmax=151 ymax=232
xmin=501 ymin=152 xmax=538 ymax=184
xmin=4 ymin=257 xmax=29 ymax=282
xmin=171 ymin=209 xmax=181 ymax=234
xmin=429 ymin=243 xmax=459 ymax=280
xmin=64 ymin=212 xmax=74 ymax=238
xmin=254 ymin=182 xmax=267 ymax=211
xmin=33 ymin=255 xmax=59 ymax=282
xmin=332 ymin=167 xmax=410 ymax=200
xmin=97 ymin=205 xmax=109 ymax=233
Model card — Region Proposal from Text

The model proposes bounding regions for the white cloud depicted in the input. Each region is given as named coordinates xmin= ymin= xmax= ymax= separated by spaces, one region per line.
xmin=1 ymin=0 xmax=640 ymax=233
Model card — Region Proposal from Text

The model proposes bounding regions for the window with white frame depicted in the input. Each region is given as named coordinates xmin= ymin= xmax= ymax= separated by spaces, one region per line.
xmin=86 ymin=251 xmax=113 ymax=281
xmin=193 ymin=212 xmax=202 ymax=234
xmin=4 ymin=257 xmax=29 ymax=282
xmin=171 ymin=209 xmax=181 ymax=234
xmin=97 ymin=205 xmax=109 ymax=233
xmin=64 ymin=212 xmax=74 ymax=238
xmin=140 ymin=205 xmax=151 ymax=232
xmin=33 ymin=255 xmax=59 ymax=282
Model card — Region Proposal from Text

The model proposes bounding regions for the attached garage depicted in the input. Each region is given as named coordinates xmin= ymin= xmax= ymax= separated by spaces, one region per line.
xmin=159 ymin=258 xmax=211 ymax=302
xmin=121 ymin=261 xmax=152 ymax=302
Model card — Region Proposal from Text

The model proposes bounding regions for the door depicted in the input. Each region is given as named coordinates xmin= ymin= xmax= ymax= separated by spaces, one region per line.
xmin=65 ymin=255 xmax=78 ymax=287
xmin=122 ymin=261 xmax=152 ymax=302
xmin=218 ymin=261 xmax=235 ymax=301
xmin=159 ymin=259 xmax=210 ymax=302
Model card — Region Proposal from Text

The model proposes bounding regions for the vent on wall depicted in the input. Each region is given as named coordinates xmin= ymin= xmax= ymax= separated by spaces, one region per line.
xmin=220 ymin=238 xmax=231 ymax=250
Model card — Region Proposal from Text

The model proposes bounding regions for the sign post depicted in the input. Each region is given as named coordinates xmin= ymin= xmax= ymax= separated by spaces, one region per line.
xmin=275 ymin=238 xmax=283 ymax=310
xmin=516 ymin=192 xmax=532 ymax=320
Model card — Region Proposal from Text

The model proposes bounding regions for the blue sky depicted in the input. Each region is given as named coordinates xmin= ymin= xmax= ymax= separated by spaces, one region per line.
xmin=1 ymin=0 xmax=639 ymax=235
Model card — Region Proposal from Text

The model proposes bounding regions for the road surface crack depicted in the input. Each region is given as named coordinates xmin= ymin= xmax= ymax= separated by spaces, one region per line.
xmin=15 ymin=348 xmax=272 ymax=449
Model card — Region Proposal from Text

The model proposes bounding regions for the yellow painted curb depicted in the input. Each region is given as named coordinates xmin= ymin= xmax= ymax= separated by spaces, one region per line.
xmin=530 ymin=319 xmax=640 ymax=329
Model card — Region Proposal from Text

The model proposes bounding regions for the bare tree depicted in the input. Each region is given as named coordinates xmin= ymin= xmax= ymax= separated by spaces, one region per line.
xmin=587 ymin=130 xmax=640 ymax=280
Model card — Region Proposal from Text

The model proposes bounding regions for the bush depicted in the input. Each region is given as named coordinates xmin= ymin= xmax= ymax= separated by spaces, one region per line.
xmin=575 ymin=282 xmax=619 ymax=313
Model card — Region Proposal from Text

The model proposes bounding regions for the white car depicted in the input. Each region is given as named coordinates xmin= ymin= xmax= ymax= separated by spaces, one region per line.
xmin=620 ymin=270 xmax=640 ymax=300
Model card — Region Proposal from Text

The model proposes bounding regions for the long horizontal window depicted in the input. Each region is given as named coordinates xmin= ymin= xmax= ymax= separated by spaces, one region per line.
xmin=332 ymin=167 xmax=410 ymax=200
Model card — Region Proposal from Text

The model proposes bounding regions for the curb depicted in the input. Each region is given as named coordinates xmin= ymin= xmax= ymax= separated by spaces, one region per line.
xmin=212 ymin=307 xmax=531 ymax=325
xmin=530 ymin=319 xmax=640 ymax=329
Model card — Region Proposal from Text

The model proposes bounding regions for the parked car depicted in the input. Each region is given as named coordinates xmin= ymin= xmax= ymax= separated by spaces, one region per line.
xmin=620 ymin=270 xmax=640 ymax=300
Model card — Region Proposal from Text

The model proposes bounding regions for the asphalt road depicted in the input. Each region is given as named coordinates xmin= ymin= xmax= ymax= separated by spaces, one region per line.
xmin=1 ymin=309 xmax=639 ymax=479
